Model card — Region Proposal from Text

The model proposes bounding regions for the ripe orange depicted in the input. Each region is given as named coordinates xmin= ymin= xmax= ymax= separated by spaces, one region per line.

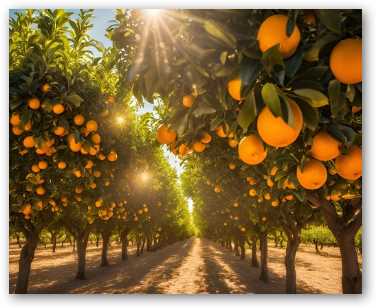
xmin=335 ymin=146 xmax=362 ymax=180
xmin=227 ymin=78 xmax=243 ymax=101
xmin=238 ymin=134 xmax=267 ymax=165
xmin=193 ymin=142 xmax=205 ymax=153
xmin=215 ymin=124 xmax=228 ymax=138
xmin=107 ymin=150 xmax=118 ymax=162
xmin=38 ymin=160 xmax=48 ymax=170
xmin=200 ymin=132 xmax=212 ymax=144
xmin=182 ymin=95 xmax=194 ymax=108
xmin=228 ymin=162 xmax=236 ymax=170
xmin=296 ymin=159 xmax=327 ymax=190
xmin=52 ymin=103 xmax=65 ymax=114
xmin=57 ymin=161 xmax=67 ymax=169
xmin=35 ymin=186 xmax=46 ymax=196
xmin=91 ymin=133 xmax=101 ymax=144
xmin=257 ymin=100 xmax=303 ymax=147
xmin=156 ymin=124 xmax=177 ymax=144
xmin=73 ymin=169 xmax=82 ymax=178
xmin=31 ymin=164 xmax=40 ymax=173
xmin=257 ymin=14 xmax=301 ymax=58
xmin=329 ymin=38 xmax=362 ymax=84
xmin=85 ymin=160 xmax=94 ymax=169
xmin=22 ymin=204 xmax=32 ymax=216
xmin=28 ymin=98 xmax=41 ymax=110
xmin=53 ymin=126 xmax=65 ymax=137
xmin=10 ymin=113 xmax=21 ymax=126
xmin=228 ymin=139 xmax=238 ymax=148
xmin=67 ymin=134 xmax=81 ymax=152
xmin=89 ymin=182 xmax=97 ymax=189
xmin=41 ymin=83 xmax=50 ymax=93
xmin=23 ymin=121 xmax=32 ymax=131
xmin=249 ymin=188 xmax=257 ymax=197
xmin=303 ymin=13 xmax=316 ymax=26
xmin=352 ymin=106 xmax=362 ymax=114
xmin=12 ymin=126 xmax=23 ymax=136
xmin=98 ymin=152 xmax=106 ymax=160
xmin=86 ymin=120 xmax=98 ymax=133
xmin=311 ymin=131 xmax=341 ymax=161
xmin=23 ymin=136 xmax=35 ymax=148
xmin=74 ymin=114 xmax=85 ymax=126
xmin=94 ymin=170 xmax=102 ymax=178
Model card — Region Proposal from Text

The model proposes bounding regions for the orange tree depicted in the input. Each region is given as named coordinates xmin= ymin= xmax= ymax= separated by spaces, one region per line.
xmin=111 ymin=9 xmax=362 ymax=293
xmin=9 ymin=9 xmax=121 ymax=291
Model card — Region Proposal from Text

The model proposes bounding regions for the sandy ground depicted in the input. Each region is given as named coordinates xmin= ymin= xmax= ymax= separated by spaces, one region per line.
xmin=9 ymin=237 xmax=359 ymax=294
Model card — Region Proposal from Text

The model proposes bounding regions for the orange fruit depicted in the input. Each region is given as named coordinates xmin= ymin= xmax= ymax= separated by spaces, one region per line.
xmin=23 ymin=121 xmax=32 ymax=131
xmin=86 ymin=120 xmax=98 ymax=133
xmin=249 ymin=189 xmax=257 ymax=197
xmin=214 ymin=185 xmax=221 ymax=193
xmin=53 ymin=126 xmax=66 ymax=136
xmin=67 ymin=134 xmax=81 ymax=152
xmin=89 ymin=182 xmax=97 ymax=189
xmin=193 ymin=142 xmax=205 ymax=153
xmin=73 ymin=169 xmax=82 ymax=178
xmin=200 ymin=132 xmax=212 ymax=144
xmin=156 ymin=124 xmax=177 ymax=144
xmin=35 ymin=186 xmax=46 ymax=196
xmin=257 ymin=14 xmax=301 ymax=58
xmin=91 ymin=133 xmax=101 ymax=144
xmin=178 ymin=144 xmax=190 ymax=157
xmin=227 ymin=78 xmax=243 ymax=101
xmin=98 ymin=152 xmax=106 ymax=160
xmin=94 ymin=170 xmax=102 ymax=178
xmin=41 ymin=83 xmax=50 ymax=93
xmin=228 ymin=162 xmax=236 ymax=170
xmin=85 ymin=160 xmax=94 ymax=169
xmin=38 ymin=160 xmax=48 ymax=170
xmin=75 ymin=186 xmax=84 ymax=194
xmin=270 ymin=166 xmax=278 ymax=176
xmin=57 ymin=161 xmax=67 ymax=169
xmin=89 ymin=146 xmax=98 ymax=156
xmin=22 ymin=204 xmax=32 ymax=216
xmin=257 ymin=100 xmax=303 ymax=147
xmin=182 ymin=95 xmax=194 ymax=108
xmin=303 ymin=13 xmax=316 ymax=26
xmin=311 ymin=131 xmax=341 ymax=161
xmin=215 ymin=124 xmax=228 ymax=138
xmin=352 ymin=106 xmax=362 ymax=114
xmin=10 ymin=113 xmax=21 ymax=126
xmin=335 ymin=146 xmax=362 ymax=180
xmin=107 ymin=150 xmax=118 ymax=162
xmin=329 ymin=38 xmax=362 ymax=84
xmin=296 ymin=159 xmax=327 ymax=190
xmin=23 ymin=136 xmax=35 ymax=148
xmin=52 ymin=103 xmax=65 ymax=114
xmin=28 ymin=98 xmax=41 ymax=110
xmin=228 ymin=139 xmax=238 ymax=148
xmin=12 ymin=126 xmax=23 ymax=136
xmin=74 ymin=114 xmax=85 ymax=126
xmin=238 ymin=134 xmax=267 ymax=165
xmin=31 ymin=164 xmax=40 ymax=173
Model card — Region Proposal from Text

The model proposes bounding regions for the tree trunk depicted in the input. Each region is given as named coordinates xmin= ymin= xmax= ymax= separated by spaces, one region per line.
xmin=96 ymin=234 xmax=100 ymax=247
xmin=259 ymin=232 xmax=269 ymax=282
xmin=338 ymin=233 xmax=362 ymax=294
xmin=51 ymin=232 xmax=57 ymax=253
xmin=75 ymin=231 xmax=89 ymax=279
xmin=16 ymin=233 xmax=22 ymax=248
xmin=284 ymin=229 xmax=300 ymax=294
xmin=15 ymin=231 xmax=39 ymax=294
xmin=251 ymin=237 xmax=259 ymax=267
xmin=239 ymin=239 xmax=245 ymax=260
xmin=101 ymin=231 xmax=110 ymax=267
xmin=120 ymin=230 xmax=129 ymax=261
xmin=140 ymin=237 xmax=145 ymax=254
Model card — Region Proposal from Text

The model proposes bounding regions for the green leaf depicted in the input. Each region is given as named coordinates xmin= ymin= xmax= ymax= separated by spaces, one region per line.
xmin=203 ymin=20 xmax=236 ymax=49
xmin=304 ymin=33 xmax=338 ymax=62
xmin=261 ymin=83 xmax=282 ymax=117
xmin=293 ymin=89 xmax=329 ymax=108
xmin=65 ymin=93 xmax=83 ymax=107
xmin=319 ymin=10 xmax=342 ymax=34
xmin=295 ymin=99 xmax=319 ymax=131
xmin=192 ymin=99 xmax=216 ymax=118
xmin=328 ymin=79 xmax=349 ymax=120
xmin=237 ymin=90 xmax=257 ymax=132
xmin=220 ymin=51 xmax=228 ymax=65
xmin=261 ymin=45 xmax=285 ymax=85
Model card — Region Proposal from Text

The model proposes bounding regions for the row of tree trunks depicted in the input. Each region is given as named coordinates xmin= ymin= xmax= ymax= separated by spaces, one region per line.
xmin=259 ymin=231 xmax=269 ymax=283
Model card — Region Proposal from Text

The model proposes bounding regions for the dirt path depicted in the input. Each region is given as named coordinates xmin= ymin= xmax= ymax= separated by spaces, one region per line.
xmin=9 ymin=237 xmax=349 ymax=294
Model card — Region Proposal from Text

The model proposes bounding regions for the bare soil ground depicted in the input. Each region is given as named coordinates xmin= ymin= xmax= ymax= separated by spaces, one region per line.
xmin=9 ymin=237 xmax=359 ymax=294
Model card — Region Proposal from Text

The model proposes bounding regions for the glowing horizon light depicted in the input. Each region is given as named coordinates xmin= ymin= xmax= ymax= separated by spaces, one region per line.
xmin=187 ymin=198 xmax=194 ymax=213
xmin=116 ymin=115 xmax=125 ymax=125
xmin=143 ymin=9 xmax=162 ymax=18
xmin=140 ymin=171 xmax=150 ymax=183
